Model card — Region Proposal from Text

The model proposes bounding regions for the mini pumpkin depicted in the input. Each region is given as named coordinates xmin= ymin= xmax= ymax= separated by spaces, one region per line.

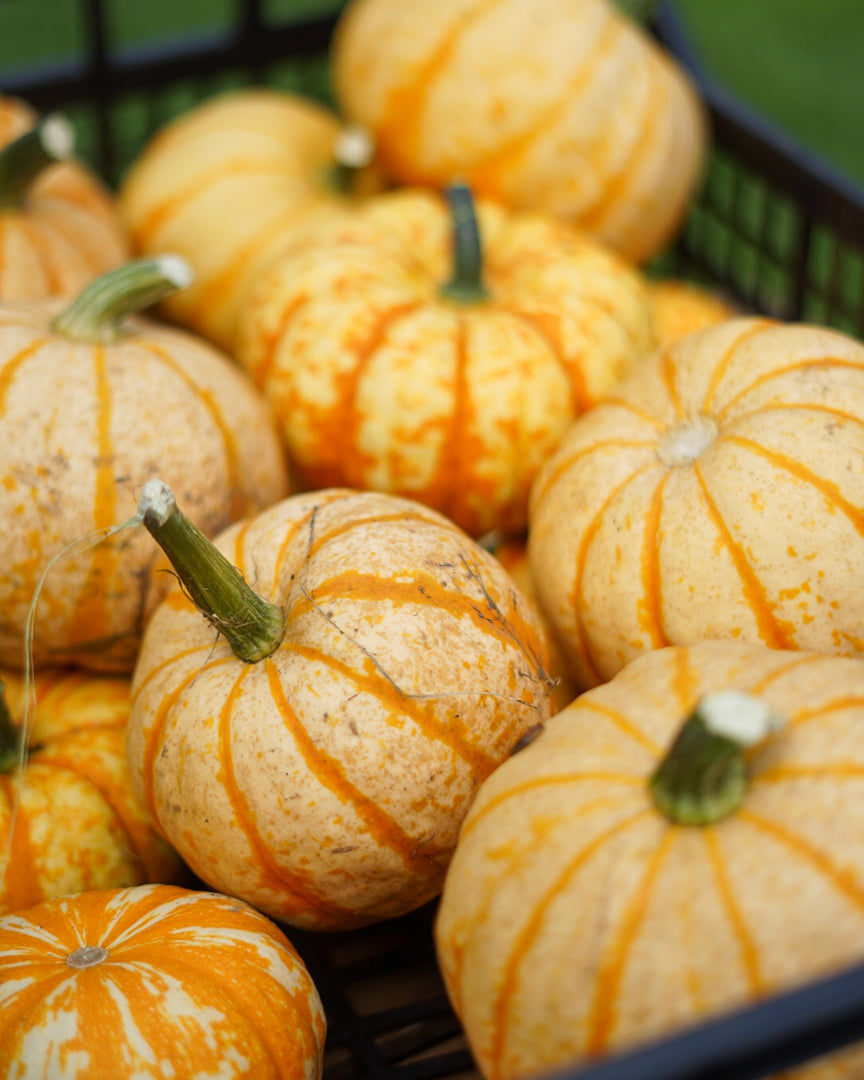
xmin=119 ymin=87 xmax=380 ymax=353
xmin=0 ymin=95 xmax=128 ymax=299
xmin=126 ymin=481 xmax=555 ymax=931
xmin=0 ymin=667 xmax=183 ymax=914
xmin=0 ymin=883 xmax=326 ymax=1079
xmin=235 ymin=183 xmax=654 ymax=537
xmin=331 ymin=0 xmax=708 ymax=263
xmin=0 ymin=257 xmax=289 ymax=673
xmin=528 ymin=316 xmax=864 ymax=690
xmin=436 ymin=641 xmax=864 ymax=1080
xmin=647 ymin=277 xmax=738 ymax=347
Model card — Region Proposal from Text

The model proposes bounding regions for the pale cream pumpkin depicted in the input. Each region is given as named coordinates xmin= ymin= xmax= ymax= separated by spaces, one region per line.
xmin=331 ymin=0 xmax=708 ymax=263
xmin=436 ymin=641 xmax=864 ymax=1080
xmin=528 ymin=316 xmax=864 ymax=691
xmin=0 ymin=667 xmax=184 ymax=914
xmin=126 ymin=483 xmax=556 ymax=931
xmin=119 ymin=87 xmax=380 ymax=353
xmin=0 ymin=883 xmax=326 ymax=1079
xmin=0 ymin=95 xmax=128 ymax=299
xmin=235 ymin=184 xmax=654 ymax=537
xmin=0 ymin=258 xmax=289 ymax=673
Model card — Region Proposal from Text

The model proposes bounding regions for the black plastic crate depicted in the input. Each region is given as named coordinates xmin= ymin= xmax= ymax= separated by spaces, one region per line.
xmin=3 ymin=3 xmax=864 ymax=1079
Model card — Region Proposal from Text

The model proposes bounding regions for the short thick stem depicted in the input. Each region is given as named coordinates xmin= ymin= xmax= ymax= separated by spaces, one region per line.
xmin=51 ymin=256 xmax=194 ymax=343
xmin=440 ymin=182 xmax=491 ymax=305
xmin=0 ymin=115 xmax=74 ymax=210
xmin=328 ymin=123 xmax=375 ymax=195
xmin=138 ymin=481 xmax=285 ymax=663
xmin=649 ymin=690 xmax=783 ymax=826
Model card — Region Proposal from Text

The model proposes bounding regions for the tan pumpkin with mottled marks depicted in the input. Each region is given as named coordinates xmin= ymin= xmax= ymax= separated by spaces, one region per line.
xmin=127 ymin=488 xmax=555 ymax=930
xmin=0 ymin=668 xmax=183 ymax=913
xmin=0 ymin=293 xmax=289 ymax=673
xmin=436 ymin=641 xmax=864 ymax=1080
xmin=528 ymin=316 xmax=864 ymax=691
xmin=0 ymin=96 xmax=128 ymax=299
xmin=0 ymin=884 xmax=326 ymax=1079
xmin=331 ymin=0 xmax=707 ymax=263
xmin=235 ymin=186 xmax=653 ymax=537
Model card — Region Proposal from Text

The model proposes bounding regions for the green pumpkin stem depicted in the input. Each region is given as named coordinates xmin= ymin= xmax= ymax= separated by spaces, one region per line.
xmin=328 ymin=123 xmax=376 ymax=194
xmin=0 ymin=114 xmax=74 ymax=211
xmin=0 ymin=679 xmax=21 ymax=774
xmin=137 ymin=480 xmax=285 ymax=663
xmin=649 ymin=690 xmax=784 ymax=826
xmin=440 ymin=182 xmax=491 ymax=304
xmin=51 ymin=256 xmax=194 ymax=344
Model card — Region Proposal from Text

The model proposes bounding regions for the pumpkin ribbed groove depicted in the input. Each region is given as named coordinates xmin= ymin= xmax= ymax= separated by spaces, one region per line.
xmin=586 ymin=826 xmax=677 ymax=1056
xmin=693 ymin=466 xmax=799 ymax=649
xmin=264 ymin=660 xmax=447 ymax=871
xmin=571 ymin=462 xmax=661 ymax=685
xmin=702 ymin=828 xmax=762 ymax=992
xmin=490 ymin=809 xmax=653 ymax=1075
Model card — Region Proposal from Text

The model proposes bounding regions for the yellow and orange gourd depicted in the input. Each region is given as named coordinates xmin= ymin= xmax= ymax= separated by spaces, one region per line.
xmin=0 ymin=257 xmax=289 ymax=673
xmin=0 ymin=668 xmax=183 ymax=914
xmin=331 ymin=0 xmax=708 ymax=264
xmin=236 ymin=183 xmax=654 ymax=537
xmin=528 ymin=316 xmax=864 ymax=691
xmin=118 ymin=87 xmax=381 ymax=353
xmin=436 ymin=641 xmax=864 ymax=1080
xmin=0 ymin=883 xmax=327 ymax=1079
xmin=0 ymin=95 xmax=128 ymax=299
xmin=126 ymin=481 xmax=555 ymax=930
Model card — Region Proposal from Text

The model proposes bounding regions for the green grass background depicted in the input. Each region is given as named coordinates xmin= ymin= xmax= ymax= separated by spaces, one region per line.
xmin=0 ymin=0 xmax=862 ymax=191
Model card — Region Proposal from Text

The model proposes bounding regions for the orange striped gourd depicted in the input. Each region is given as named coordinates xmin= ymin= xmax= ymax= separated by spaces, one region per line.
xmin=331 ymin=0 xmax=707 ymax=264
xmin=528 ymin=316 xmax=864 ymax=691
xmin=0 ymin=883 xmax=326 ymax=1079
xmin=0 ymin=667 xmax=183 ymax=914
xmin=235 ymin=184 xmax=653 ymax=538
xmin=118 ymin=88 xmax=380 ymax=354
xmin=436 ymin=641 xmax=864 ymax=1080
xmin=0 ymin=258 xmax=289 ymax=673
xmin=126 ymin=484 xmax=555 ymax=930
xmin=0 ymin=95 xmax=128 ymax=299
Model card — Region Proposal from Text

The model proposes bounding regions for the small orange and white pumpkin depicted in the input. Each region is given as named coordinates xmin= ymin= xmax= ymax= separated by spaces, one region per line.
xmin=0 ymin=883 xmax=326 ymax=1079
xmin=529 ymin=316 xmax=864 ymax=690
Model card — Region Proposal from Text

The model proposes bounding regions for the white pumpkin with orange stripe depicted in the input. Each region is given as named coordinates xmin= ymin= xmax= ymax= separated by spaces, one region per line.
xmin=528 ymin=317 xmax=864 ymax=691
xmin=0 ymin=883 xmax=326 ymax=1079
xmin=0 ymin=258 xmax=288 ymax=673
xmin=126 ymin=483 xmax=556 ymax=931
xmin=435 ymin=641 xmax=864 ymax=1080
xmin=0 ymin=95 xmax=128 ymax=301
xmin=331 ymin=0 xmax=707 ymax=264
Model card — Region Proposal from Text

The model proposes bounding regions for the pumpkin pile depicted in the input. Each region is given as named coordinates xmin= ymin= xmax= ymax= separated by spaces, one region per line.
xmin=2 ymin=1 xmax=864 ymax=1078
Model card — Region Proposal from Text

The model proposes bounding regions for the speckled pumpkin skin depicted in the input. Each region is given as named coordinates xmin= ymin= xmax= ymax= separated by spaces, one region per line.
xmin=235 ymin=187 xmax=653 ymax=538
xmin=436 ymin=641 xmax=864 ymax=1080
xmin=119 ymin=88 xmax=380 ymax=353
xmin=331 ymin=0 xmax=707 ymax=264
xmin=127 ymin=489 xmax=556 ymax=931
xmin=529 ymin=317 xmax=864 ymax=691
xmin=0 ymin=668 xmax=183 ymax=915
xmin=0 ymin=301 xmax=289 ymax=673
xmin=0 ymin=96 xmax=129 ymax=300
